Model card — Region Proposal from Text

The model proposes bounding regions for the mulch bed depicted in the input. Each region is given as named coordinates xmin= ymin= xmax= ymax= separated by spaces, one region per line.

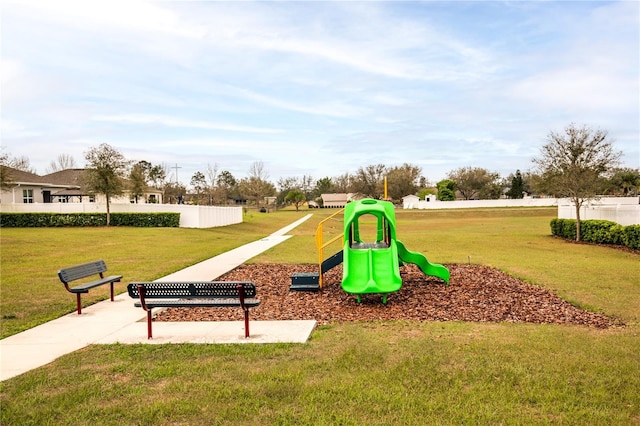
xmin=156 ymin=263 xmax=622 ymax=328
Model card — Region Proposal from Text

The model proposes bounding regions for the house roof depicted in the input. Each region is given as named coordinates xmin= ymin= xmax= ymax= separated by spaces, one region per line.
xmin=321 ymin=193 xmax=349 ymax=202
xmin=3 ymin=167 xmax=162 ymax=195
xmin=42 ymin=169 xmax=85 ymax=187
xmin=2 ymin=167 xmax=48 ymax=185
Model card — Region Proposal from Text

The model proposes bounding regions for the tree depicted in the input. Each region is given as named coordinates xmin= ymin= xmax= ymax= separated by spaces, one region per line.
xmin=216 ymin=170 xmax=238 ymax=204
xmin=448 ymin=166 xmax=500 ymax=200
xmin=436 ymin=179 xmax=456 ymax=201
xmin=284 ymin=189 xmax=306 ymax=211
xmin=83 ymin=143 xmax=130 ymax=225
xmin=148 ymin=164 xmax=168 ymax=189
xmin=163 ymin=181 xmax=187 ymax=204
xmin=314 ymin=177 xmax=334 ymax=197
xmin=0 ymin=151 xmax=14 ymax=190
xmin=506 ymin=170 xmax=525 ymax=199
xmin=532 ymin=123 xmax=621 ymax=241
xmin=352 ymin=164 xmax=386 ymax=198
xmin=332 ymin=173 xmax=352 ymax=193
xmin=190 ymin=171 xmax=208 ymax=205
xmin=604 ymin=167 xmax=640 ymax=196
xmin=129 ymin=162 xmax=148 ymax=203
xmin=386 ymin=163 xmax=422 ymax=200
xmin=239 ymin=162 xmax=275 ymax=206
xmin=238 ymin=177 xmax=276 ymax=206
xmin=45 ymin=154 xmax=77 ymax=174
xmin=417 ymin=187 xmax=437 ymax=200
xmin=277 ymin=176 xmax=302 ymax=205
xmin=249 ymin=161 xmax=269 ymax=181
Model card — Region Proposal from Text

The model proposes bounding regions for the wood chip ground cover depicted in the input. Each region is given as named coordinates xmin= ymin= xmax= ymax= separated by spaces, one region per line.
xmin=156 ymin=264 xmax=621 ymax=328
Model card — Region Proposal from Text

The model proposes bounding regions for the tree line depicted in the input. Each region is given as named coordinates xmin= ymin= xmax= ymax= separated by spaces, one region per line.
xmin=2 ymin=124 xmax=639 ymax=236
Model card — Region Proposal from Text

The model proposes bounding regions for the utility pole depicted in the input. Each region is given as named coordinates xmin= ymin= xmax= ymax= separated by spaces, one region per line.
xmin=172 ymin=163 xmax=182 ymax=184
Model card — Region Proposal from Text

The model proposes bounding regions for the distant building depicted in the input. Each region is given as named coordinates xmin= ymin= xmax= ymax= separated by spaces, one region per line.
xmin=320 ymin=193 xmax=363 ymax=208
xmin=0 ymin=167 xmax=163 ymax=204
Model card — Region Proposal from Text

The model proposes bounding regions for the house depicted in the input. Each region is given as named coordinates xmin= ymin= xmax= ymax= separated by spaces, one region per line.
xmin=320 ymin=193 xmax=362 ymax=208
xmin=402 ymin=194 xmax=420 ymax=209
xmin=0 ymin=167 xmax=163 ymax=204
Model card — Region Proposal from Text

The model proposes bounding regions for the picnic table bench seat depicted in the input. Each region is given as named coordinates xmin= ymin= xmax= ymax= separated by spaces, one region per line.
xmin=127 ymin=281 xmax=260 ymax=339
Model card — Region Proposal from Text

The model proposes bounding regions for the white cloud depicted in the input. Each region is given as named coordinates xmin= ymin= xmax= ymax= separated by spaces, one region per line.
xmin=92 ymin=114 xmax=284 ymax=134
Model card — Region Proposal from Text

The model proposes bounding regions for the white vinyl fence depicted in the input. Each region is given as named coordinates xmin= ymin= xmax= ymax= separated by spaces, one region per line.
xmin=557 ymin=197 xmax=640 ymax=226
xmin=402 ymin=195 xmax=639 ymax=226
xmin=403 ymin=197 xmax=564 ymax=210
xmin=0 ymin=203 xmax=243 ymax=228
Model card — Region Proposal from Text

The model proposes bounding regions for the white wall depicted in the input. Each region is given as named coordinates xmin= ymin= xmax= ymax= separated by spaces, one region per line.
xmin=403 ymin=197 xmax=564 ymax=210
xmin=557 ymin=198 xmax=640 ymax=226
xmin=402 ymin=196 xmax=640 ymax=226
xmin=0 ymin=203 xmax=243 ymax=228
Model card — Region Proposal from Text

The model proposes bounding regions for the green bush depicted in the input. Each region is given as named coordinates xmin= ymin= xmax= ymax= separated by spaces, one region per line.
xmin=0 ymin=213 xmax=179 ymax=228
xmin=581 ymin=220 xmax=619 ymax=244
xmin=550 ymin=218 xmax=639 ymax=250
xmin=622 ymin=225 xmax=640 ymax=250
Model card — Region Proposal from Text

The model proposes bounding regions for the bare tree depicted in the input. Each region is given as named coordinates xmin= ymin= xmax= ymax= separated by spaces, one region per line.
xmin=46 ymin=154 xmax=77 ymax=174
xmin=352 ymin=164 xmax=387 ymax=198
xmin=249 ymin=161 xmax=269 ymax=181
xmin=239 ymin=162 xmax=275 ymax=206
xmin=532 ymin=123 xmax=621 ymax=241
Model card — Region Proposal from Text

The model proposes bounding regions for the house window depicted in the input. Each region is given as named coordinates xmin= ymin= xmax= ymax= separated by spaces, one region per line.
xmin=23 ymin=189 xmax=34 ymax=203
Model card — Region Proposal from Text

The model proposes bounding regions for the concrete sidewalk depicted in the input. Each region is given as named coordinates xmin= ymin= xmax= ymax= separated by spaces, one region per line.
xmin=0 ymin=214 xmax=315 ymax=382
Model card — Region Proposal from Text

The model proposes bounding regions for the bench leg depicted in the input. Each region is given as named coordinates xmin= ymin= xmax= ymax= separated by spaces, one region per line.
xmin=110 ymin=282 xmax=115 ymax=302
xmin=147 ymin=309 xmax=153 ymax=339
xmin=244 ymin=309 xmax=250 ymax=338
xmin=76 ymin=293 xmax=82 ymax=315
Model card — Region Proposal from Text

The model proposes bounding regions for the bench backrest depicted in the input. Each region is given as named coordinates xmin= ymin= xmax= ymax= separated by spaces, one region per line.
xmin=127 ymin=281 xmax=257 ymax=299
xmin=58 ymin=260 xmax=108 ymax=284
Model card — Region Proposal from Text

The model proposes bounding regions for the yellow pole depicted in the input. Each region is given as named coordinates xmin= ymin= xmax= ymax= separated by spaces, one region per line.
xmin=384 ymin=176 xmax=388 ymax=200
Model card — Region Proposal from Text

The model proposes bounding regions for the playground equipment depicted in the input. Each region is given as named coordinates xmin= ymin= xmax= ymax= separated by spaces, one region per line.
xmin=342 ymin=198 xmax=449 ymax=303
xmin=291 ymin=198 xmax=449 ymax=303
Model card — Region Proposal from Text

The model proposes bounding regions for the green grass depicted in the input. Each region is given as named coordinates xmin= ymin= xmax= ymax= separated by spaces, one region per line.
xmin=1 ymin=207 xmax=639 ymax=425
xmin=0 ymin=209 xmax=311 ymax=337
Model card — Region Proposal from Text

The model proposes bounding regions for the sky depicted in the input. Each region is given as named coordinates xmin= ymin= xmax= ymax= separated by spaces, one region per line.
xmin=1 ymin=0 xmax=639 ymax=188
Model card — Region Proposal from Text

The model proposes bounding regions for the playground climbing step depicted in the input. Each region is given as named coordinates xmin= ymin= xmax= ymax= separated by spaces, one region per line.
xmin=289 ymin=272 xmax=320 ymax=292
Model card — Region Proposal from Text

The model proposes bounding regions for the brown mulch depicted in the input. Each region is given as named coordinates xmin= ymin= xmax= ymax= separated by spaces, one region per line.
xmin=156 ymin=263 xmax=622 ymax=329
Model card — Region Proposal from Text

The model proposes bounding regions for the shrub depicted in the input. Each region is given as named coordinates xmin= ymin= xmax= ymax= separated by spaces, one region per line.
xmin=0 ymin=213 xmax=179 ymax=228
xmin=581 ymin=220 xmax=618 ymax=244
xmin=622 ymin=225 xmax=640 ymax=250
xmin=550 ymin=218 xmax=639 ymax=250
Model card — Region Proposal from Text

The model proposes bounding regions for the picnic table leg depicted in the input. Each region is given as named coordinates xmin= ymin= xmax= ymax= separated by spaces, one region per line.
xmin=244 ymin=309 xmax=250 ymax=338
xmin=147 ymin=309 xmax=153 ymax=339
xmin=237 ymin=283 xmax=250 ymax=338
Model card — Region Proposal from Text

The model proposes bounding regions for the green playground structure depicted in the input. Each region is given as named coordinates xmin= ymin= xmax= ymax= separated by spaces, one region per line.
xmin=341 ymin=198 xmax=449 ymax=303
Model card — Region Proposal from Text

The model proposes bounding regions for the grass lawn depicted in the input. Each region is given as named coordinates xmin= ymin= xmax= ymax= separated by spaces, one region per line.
xmin=1 ymin=207 xmax=639 ymax=425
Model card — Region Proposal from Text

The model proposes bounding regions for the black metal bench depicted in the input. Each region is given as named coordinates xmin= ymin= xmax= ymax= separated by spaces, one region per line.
xmin=58 ymin=260 xmax=123 ymax=314
xmin=127 ymin=281 xmax=260 ymax=339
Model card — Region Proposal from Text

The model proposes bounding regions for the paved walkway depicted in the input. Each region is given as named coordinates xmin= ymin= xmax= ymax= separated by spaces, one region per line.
xmin=0 ymin=214 xmax=315 ymax=382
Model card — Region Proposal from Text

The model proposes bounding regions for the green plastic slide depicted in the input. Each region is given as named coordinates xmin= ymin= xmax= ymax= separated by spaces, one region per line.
xmin=340 ymin=198 xmax=449 ymax=301
xmin=341 ymin=239 xmax=403 ymax=296
xmin=396 ymin=240 xmax=450 ymax=284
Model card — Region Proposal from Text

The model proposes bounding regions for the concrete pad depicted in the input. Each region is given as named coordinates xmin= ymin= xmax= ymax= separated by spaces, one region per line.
xmin=96 ymin=320 xmax=317 ymax=345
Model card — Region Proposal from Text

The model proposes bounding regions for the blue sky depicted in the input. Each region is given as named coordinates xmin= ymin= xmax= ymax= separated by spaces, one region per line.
xmin=2 ymin=0 xmax=638 ymax=187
